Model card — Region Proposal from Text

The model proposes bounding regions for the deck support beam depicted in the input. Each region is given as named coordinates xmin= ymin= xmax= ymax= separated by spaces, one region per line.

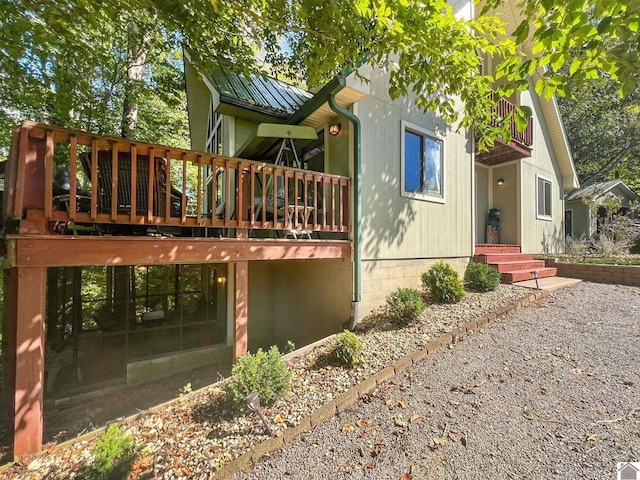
xmin=4 ymin=266 xmax=47 ymax=457
xmin=233 ymin=261 xmax=248 ymax=361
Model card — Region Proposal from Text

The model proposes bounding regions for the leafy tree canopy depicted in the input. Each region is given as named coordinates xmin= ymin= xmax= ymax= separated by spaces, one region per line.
xmin=558 ymin=76 xmax=640 ymax=191
xmin=1 ymin=0 xmax=639 ymax=154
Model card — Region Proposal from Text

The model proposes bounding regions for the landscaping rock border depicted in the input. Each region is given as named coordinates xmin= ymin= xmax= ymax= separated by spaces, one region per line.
xmin=214 ymin=289 xmax=549 ymax=479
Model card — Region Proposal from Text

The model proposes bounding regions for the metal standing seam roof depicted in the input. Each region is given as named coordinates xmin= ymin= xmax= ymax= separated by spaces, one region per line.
xmin=209 ymin=65 xmax=314 ymax=119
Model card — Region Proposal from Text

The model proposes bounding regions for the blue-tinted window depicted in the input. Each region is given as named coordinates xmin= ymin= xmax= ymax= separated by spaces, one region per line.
xmin=403 ymin=127 xmax=443 ymax=199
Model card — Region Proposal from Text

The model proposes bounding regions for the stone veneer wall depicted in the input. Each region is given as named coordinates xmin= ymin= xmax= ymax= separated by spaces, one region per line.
xmin=359 ymin=257 xmax=470 ymax=319
xmin=545 ymin=259 xmax=640 ymax=287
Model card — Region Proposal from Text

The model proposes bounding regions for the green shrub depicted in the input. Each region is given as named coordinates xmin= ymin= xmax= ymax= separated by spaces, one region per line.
xmin=332 ymin=330 xmax=363 ymax=366
xmin=630 ymin=233 xmax=640 ymax=254
xmin=422 ymin=262 xmax=466 ymax=303
xmin=464 ymin=261 xmax=501 ymax=292
xmin=385 ymin=287 xmax=426 ymax=325
xmin=86 ymin=424 xmax=141 ymax=480
xmin=225 ymin=346 xmax=291 ymax=410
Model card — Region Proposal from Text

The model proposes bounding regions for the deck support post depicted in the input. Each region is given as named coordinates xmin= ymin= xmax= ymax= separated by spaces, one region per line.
xmin=4 ymin=266 xmax=47 ymax=457
xmin=233 ymin=261 xmax=248 ymax=361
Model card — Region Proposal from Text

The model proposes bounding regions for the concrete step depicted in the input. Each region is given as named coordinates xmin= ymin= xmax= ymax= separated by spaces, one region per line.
xmin=475 ymin=244 xmax=521 ymax=254
xmin=489 ymin=260 xmax=548 ymax=273
xmin=502 ymin=267 xmax=557 ymax=283
xmin=474 ymin=253 xmax=534 ymax=263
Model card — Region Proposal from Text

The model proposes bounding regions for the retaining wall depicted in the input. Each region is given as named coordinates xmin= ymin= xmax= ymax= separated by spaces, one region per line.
xmin=544 ymin=259 xmax=640 ymax=287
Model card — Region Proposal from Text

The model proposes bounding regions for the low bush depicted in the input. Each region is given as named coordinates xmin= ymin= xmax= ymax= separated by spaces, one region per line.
xmin=85 ymin=424 xmax=141 ymax=480
xmin=422 ymin=262 xmax=465 ymax=303
xmin=332 ymin=330 xmax=363 ymax=366
xmin=386 ymin=287 xmax=426 ymax=326
xmin=464 ymin=261 xmax=501 ymax=292
xmin=225 ymin=346 xmax=291 ymax=410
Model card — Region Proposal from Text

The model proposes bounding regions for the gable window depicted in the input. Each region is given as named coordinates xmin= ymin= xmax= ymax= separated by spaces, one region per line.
xmin=537 ymin=175 xmax=552 ymax=219
xmin=401 ymin=121 xmax=444 ymax=203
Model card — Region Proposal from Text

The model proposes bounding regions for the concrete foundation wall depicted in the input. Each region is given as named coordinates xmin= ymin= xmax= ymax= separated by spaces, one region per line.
xmin=359 ymin=257 xmax=469 ymax=318
xmin=248 ymin=259 xmax=352 ymax=352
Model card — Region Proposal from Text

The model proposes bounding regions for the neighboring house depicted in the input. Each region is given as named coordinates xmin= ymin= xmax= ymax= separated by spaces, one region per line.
xmin=1 ymin=0 xmax=577 ymax=458
xmin=564 ymin=179 xmax=639 ymax=238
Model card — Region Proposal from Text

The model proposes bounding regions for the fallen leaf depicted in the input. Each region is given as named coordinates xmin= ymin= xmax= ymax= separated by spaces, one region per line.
xmin=494 ymin=408 xmax=502 ymax=413
xmin=359 ymin=446 xmax=366 ymax=457
xmin=365 ymin=463 xmax=375 ymax=469
xmin=273 ymin=413 xmax=285 ymax=424
xmin=402 ymin=474 xmax=413 ymax=480
xmin=623 ymin=379 xmax=634 ymax=386
xmin=396 ymin=401 xmax=406 ymax=409
xmin=571 ymin=368 xmax=583 ymax=375
xmin=356 ymin=418 xmax=370 ymax=427
xmin=342 ymin=423 xmax=355 ymax=433
xmin=394 ymin=416 xmax=407 ymax=428
xmin=474 ymin=380 xmax=486 ymax=388
xmin=182 ymin=467 xmax=192 ymax=476
xmin=410 ymin=414 xmax=422 ymax=423
xmin=523 ymin=406 xmax=535 ymax=420
xmin=587 ymin=434 xmax=597 ymax=442
xmin=138 ymin=457 xmax=153 ymax=468
xmin=449 ymin=433 xmax=458 ymax=442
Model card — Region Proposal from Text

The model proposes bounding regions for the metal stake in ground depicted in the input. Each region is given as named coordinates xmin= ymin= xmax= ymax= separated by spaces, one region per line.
xmin=245 ymin=392 xmax=273 ymax=436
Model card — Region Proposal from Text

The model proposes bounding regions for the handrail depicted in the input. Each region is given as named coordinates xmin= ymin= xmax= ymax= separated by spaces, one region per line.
xmin=4 ymin=121 xmax=351 ymax=235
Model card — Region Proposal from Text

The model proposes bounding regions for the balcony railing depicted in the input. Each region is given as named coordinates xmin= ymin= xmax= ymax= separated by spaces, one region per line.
xmin=4 ymin=122 xmax=351 ymax=235
xmin=476 ymin=92 xmax=533 ymax=165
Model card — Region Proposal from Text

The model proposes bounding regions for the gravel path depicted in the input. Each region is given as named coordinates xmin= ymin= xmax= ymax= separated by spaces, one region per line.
xmin=236 ymin=282 xmax=640 ymax=480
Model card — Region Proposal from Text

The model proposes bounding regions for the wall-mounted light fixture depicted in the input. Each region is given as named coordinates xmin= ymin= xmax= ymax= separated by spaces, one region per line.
xmin=329 ymin=123 xmax=342 ymax=136
xmin=496 ymin=178 xmax=505 ymax=186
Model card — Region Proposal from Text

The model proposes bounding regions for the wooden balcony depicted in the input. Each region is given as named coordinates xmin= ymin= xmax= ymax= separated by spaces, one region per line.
xmin=475 ymin=94 xmax=533 ymax=166
xmin=4 ymin=122 xmax=351 ymax=238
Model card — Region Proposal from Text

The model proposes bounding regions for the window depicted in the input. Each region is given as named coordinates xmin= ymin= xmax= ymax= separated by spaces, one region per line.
xmin=537 ymin=175 xmax=552 ymax=219
xmin=401 ymin=121 xmax=444 ymax=202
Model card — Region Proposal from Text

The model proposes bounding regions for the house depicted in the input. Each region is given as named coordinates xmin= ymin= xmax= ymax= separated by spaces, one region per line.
xmin=1 ymin=0 xmax=577 ymax=458
xmin=564 ymin=179 xmax=639 ymax=238
xmin=619 ymin=463 xmax=640 ymax=480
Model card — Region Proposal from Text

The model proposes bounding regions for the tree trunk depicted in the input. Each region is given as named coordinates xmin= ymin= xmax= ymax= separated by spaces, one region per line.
xmin=121 ymin=20 xmax=147 ymax=138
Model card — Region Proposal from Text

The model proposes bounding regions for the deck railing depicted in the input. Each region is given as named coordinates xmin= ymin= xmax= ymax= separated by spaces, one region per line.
xmin=4 ymin=122 xmax=351 ymax=235
xmin=488 ymin=92 xmax=533 ymax=147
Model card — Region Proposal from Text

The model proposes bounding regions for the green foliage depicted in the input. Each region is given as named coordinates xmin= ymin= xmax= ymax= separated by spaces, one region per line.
xmin=565 ymin=235 xmax=590 ymax=256
xmin=385 ymin=288 xmax=426 ymax=326
xmin=225 ymin=346 xmax=291 ymax=410
xmin=86 ymin=424 xmax=141 ymax=480
xmin=464 ymin=262 xmax=501 ymax=292
xmin=2 ymin=0 xmax=639 ymax=164
xmin=557 ymin=76 xmax=640 ymax=190
xmin=422 ymin=262 xmax=466 ymax=304
xmin=332 ymin=330 xmax=363 ymax=366
xmin=630 ymin=234 xmax=640 ymax=254
xmin=285 ymin=340 xmax=296 ymax=354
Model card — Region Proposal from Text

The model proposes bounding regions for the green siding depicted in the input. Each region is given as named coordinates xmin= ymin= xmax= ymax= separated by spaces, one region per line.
xmin=184 ymin=59 xmax=211 ymax=152
xmin=357 ymin=68 xmax=473 ymax=261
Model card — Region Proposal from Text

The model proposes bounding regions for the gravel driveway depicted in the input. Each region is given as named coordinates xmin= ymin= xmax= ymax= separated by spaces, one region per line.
xmin=235 ymin=282 xmax=640 ymax=480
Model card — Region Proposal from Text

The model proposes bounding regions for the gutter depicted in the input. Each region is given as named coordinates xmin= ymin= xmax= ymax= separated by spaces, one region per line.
xmin=327 ymin=78 xmax=362 ymax=327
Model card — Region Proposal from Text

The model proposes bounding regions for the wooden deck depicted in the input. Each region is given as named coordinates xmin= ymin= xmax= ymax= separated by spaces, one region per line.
xmin=4 ymin=122 xmax=351 ymax=240
xmin=475 ymin=93 xmax=533 ymax=165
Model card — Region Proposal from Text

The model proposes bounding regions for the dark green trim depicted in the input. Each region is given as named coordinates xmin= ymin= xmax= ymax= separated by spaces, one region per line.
xmin=328 ymin=86 xmax=361 ymax=305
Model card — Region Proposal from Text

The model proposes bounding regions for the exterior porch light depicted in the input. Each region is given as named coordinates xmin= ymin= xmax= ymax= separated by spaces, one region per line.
xmin=329 ymin=123 xmax=342 ymax=136
xmin=244 ymin=392 xmax=273 ymax=435
xmin=497 ymin=178 xmax=505 ymax=186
